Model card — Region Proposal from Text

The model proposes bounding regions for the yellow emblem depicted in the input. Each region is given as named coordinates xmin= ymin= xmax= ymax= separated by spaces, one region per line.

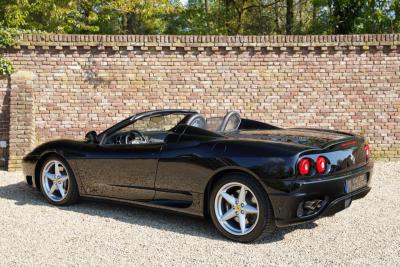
xmin=235 ymin=204 xmax=241 ymax=212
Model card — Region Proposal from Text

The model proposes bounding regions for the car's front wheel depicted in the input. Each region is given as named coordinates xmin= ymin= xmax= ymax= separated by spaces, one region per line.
xmin=209 ymin=173 xmax=275 ymax=242
xmin=39 ymin=156 xmax=79 ymax=205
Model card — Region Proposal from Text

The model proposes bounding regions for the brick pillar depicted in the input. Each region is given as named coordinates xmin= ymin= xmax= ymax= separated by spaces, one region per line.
xmin=8 ymin=71 xmax=36 ymax=171
xmin=0 ymin=76 xmax=10 ymax=170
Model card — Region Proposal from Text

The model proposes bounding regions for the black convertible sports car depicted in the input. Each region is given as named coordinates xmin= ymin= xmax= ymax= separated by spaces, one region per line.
xmin=22 ymin=109 xmax=373 ymax=242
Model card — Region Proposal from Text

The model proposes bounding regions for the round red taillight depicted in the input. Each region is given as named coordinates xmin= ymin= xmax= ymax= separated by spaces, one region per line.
xmin=364 ymin=144 xmax=370 ymax=160
xmin=316 ymin=156 xmax=327 ymax=174
xmin=298 ymin=158 xmax=311 ymax=176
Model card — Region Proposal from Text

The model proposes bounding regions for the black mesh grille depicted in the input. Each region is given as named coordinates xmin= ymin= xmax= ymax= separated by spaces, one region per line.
xmin=0 ymin=141 xmax=7 ymax=171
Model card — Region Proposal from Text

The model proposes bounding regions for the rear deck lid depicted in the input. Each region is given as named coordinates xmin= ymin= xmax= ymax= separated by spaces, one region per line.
xmin=228 ymin=128 xmax=358 ymax=149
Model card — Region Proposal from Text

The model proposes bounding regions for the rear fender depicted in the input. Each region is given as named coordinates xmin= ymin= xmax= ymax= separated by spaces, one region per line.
xmin=204 ymin=166 xmax=271 ymax=217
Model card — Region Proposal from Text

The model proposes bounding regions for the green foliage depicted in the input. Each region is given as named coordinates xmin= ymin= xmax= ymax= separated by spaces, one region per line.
xmin=0 ymin=0 xmax=180 ymax=34
xmin=0 ymin=27 xmax=19 ymax=76
xmin=0 ymin=57 xmax=15 ymax=76
xmin=170 ymin=0 xmax=400 ymax=35
xmin=0 ymin=0 xmax=399 ymax=35
xmin=0 ymin=27 xmax=18 ymax=48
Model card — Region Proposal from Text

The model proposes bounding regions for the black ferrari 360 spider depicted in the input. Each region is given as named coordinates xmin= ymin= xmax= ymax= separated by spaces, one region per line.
xmin=23 ymin=109 xmax=373 ymax=242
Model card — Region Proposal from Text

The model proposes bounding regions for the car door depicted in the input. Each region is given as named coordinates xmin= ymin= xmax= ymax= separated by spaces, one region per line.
xmin=78 ymin=142 xmax=163 ymax=201
xmin=79 ymin=111 xmax=195 ymax=202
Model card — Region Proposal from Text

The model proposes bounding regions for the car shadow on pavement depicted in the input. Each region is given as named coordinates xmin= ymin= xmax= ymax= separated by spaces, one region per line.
xmin=0 ymin=181 xmax=317 ymax=243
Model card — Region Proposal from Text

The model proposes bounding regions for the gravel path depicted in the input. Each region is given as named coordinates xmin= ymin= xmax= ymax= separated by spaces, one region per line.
xmin=0 ymin=161 xmax=399 ymax=266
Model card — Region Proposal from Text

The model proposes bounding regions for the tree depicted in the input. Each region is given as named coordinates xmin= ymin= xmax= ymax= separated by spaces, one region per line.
xmin=0 ymin=0 xmax=398 ymax=35
xmin=104 ymin=0 xmax=178 ymax=34
xmin=330 ymin=0 xmax=365 ymax=34
xmin=0 ymin=0 xmax=180 ymax=34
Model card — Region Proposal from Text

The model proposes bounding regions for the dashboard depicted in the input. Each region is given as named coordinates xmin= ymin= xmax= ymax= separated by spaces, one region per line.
xmin=105 ymin=130 xmax=166 ymax=145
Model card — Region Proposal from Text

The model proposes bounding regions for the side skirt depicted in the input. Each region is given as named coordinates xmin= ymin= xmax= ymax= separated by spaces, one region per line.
xmin=80 ymin=193 xmax=205 ymax=218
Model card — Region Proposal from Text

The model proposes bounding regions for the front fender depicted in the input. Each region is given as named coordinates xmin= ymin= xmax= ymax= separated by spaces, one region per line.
xmin=23 ymin=140 xmax=87 ymax=195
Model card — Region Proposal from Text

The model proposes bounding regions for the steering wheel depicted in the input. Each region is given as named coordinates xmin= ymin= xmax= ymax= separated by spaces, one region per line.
xmin=125 ymin=130 xmax=147 ymax=144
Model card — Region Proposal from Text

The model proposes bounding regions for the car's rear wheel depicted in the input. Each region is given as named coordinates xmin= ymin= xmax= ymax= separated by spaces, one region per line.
xmin=209 ymin=173 xmax=275 ymax=242
xmin=39 ymin=156 xmax=79 ymax=205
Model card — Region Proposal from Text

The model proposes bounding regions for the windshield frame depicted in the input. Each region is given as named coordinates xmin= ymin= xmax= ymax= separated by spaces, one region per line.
xmin=97 ymin=110 xmax=197 ymax=144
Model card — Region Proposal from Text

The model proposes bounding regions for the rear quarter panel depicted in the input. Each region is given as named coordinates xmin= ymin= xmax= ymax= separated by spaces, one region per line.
xmin=155 ymin=138 xmax=307 ymax=195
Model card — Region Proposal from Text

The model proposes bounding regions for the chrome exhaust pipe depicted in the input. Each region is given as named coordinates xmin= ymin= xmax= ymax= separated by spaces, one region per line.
xmin=304 ymin=200 xmax=323 ymax=211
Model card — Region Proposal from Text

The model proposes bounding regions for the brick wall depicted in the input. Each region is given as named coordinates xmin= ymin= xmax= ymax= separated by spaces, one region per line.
xmin=0 ymin=34 xmax=399 ymax=170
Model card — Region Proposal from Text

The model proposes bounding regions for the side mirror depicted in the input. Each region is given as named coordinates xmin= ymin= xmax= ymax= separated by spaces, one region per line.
xmin=85 ymin=131 xmax=98 ymax=144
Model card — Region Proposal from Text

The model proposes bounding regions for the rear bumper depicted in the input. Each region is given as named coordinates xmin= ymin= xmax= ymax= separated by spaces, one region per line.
xmin=268 ymin=161 xmax=373 ymax=227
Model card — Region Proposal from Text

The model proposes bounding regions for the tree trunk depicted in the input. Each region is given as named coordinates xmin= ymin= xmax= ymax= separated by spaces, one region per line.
xmin=274 ymin=1 xmax=280 ymax=33
xmin=204 ymin=0 xmax=209 ymax=28
xmin=286 ymin=0 xmax=293 ymax=34
xmin=122 ymin=13 xmax=128 ymax=34
xmin=299 ymin=0 xmax=304 ymax=33
xmin=312 ymin=1 xmax=317 ymax=23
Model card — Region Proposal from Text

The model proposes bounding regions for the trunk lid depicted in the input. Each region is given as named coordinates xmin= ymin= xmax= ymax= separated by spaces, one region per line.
xmin=226 ymin=128 xmax=358 ymax=149
xmin=225 ymin=128 xmax=368 ymax=173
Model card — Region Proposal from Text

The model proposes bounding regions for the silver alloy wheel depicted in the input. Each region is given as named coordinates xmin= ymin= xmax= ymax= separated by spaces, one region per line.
xmin=214 ymin=182 xmax=260 ymax=236
xmin=41 ymin=160 xmax=70 ymax=202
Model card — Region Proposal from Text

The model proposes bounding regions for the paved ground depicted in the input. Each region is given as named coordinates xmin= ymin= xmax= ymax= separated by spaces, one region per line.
xmin=0 ymin=161 xmax=399 ymax=266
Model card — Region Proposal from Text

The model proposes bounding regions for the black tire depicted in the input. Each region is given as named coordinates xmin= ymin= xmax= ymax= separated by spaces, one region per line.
xmin=39 ymin=156 xmax=80 ymax=206
xmin=209 ymin=173 xmax=275 ymax=243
